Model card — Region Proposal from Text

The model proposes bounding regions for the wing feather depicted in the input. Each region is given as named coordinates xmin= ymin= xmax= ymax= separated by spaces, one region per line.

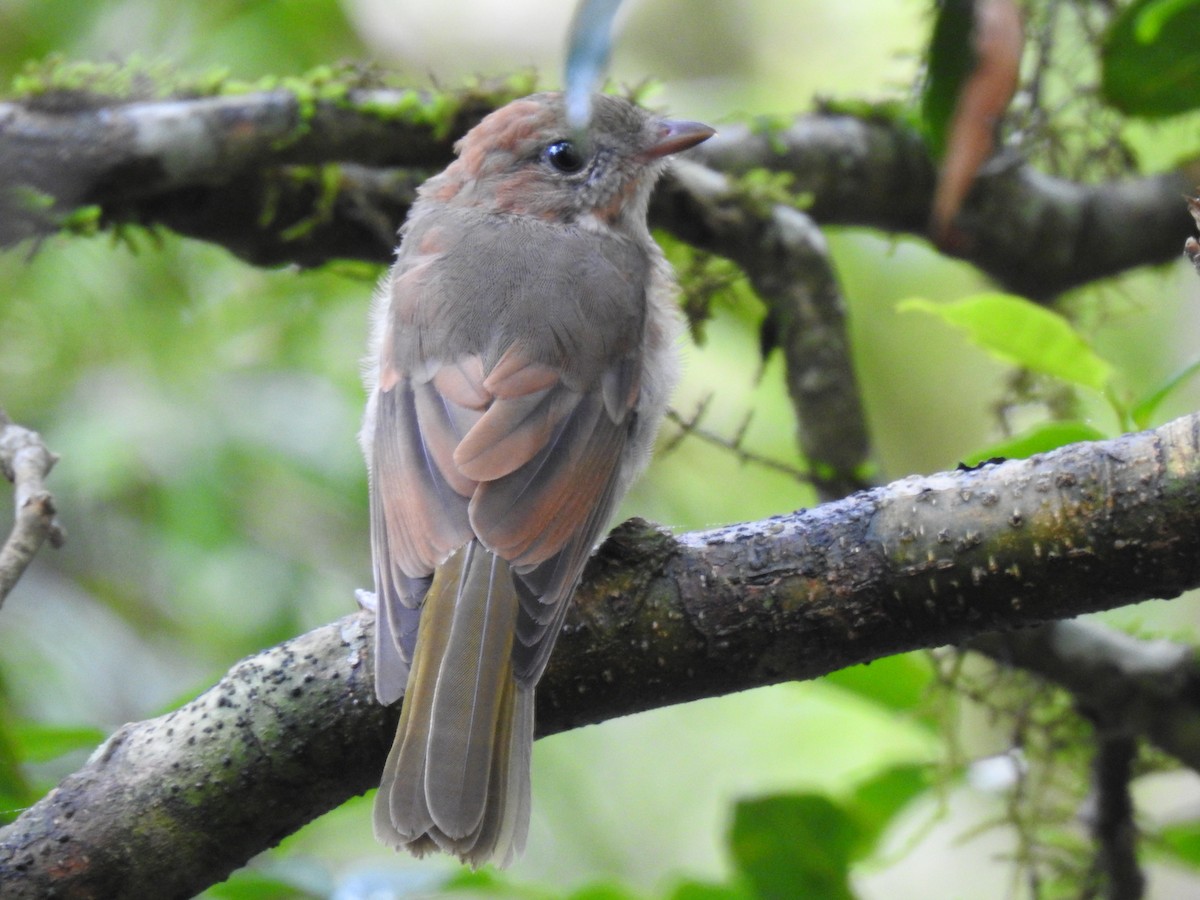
xmin=373 ymin=380 xmax=474 ymax=577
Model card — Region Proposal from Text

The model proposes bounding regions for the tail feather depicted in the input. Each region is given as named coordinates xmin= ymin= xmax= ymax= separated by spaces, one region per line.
xmin=459 ymin=683 xmax=534 ymax=867
xmin=426 ymin=544 xmax=517 ymax=836
xmin=374 ymin=541 xmax=532 ymax=867
xmin=373 ymin=561 xmax=457 ymax=843
xmin=499 ymin=686 xmax=534 ymax=859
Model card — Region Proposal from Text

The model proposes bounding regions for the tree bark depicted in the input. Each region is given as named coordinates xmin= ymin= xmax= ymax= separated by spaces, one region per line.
xmin=3 ymin=413 xmax=1200 ymax=898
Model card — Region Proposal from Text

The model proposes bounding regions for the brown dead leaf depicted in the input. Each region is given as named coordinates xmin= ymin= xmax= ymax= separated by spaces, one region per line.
xmin=930 ymin=0 xmax=1024 ymax=251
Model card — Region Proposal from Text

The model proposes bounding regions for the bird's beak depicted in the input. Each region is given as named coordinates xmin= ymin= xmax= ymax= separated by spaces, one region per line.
xmin=641 ymin=119 xmax=716 ymax=160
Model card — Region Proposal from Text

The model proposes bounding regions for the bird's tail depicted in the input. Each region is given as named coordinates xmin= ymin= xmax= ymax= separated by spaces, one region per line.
xmin=373 ymin=541 xmax=533 ymax=868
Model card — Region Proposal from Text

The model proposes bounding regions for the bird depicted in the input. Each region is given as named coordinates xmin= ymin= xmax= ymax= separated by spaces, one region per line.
xmin=361 ymin=91 xmax=714 ymax=867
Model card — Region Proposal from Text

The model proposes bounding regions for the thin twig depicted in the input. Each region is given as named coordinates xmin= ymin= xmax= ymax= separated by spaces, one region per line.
xmin=664 ymin=404 xmax=812 ymax=483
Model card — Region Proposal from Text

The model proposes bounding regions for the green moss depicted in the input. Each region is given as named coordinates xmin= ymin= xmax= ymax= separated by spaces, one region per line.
xmin=257 ymin=164 xmax=350 ymax=242
xmin=6 ymin=57 xmax=538 ymax=147
xmin=7 ymin=185 xmax=56 ymax=213
xmin=8 ymin=54 xmax=232 ymax=103
xmin=356 ymin=88 xmax=461 ymax=139
xmin=809 ymin=460 xmax=838 ymax=485
xmin=851 ymin=460 xmax=879 ymax=485
xmin=278 ymin=166 xmax=343 ymax=242
xmin=11 ymin=54 xmax=162 ymax=100
xmin=60 ymin=205 xmax=103 ymax=236
xmin=0 ymin=186 xmax=104 ymax=248
xmin=501 ymin=69 xmax=540 ymax=99
xmin=816 ymin=96 xmax=918 ymax=131
xmin=355 ymin=72 xmax=538 ymax=140
xmin=748 ymin=113 xmax=795 ymax=155
xmin=733 ymin=168 xmax=813 ymax=216
xmin=657 ymin=235 xmax=754 ymax=345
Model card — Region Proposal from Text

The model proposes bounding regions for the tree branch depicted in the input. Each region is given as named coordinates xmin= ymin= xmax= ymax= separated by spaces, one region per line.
xmin=1 ymin=87 xmax=1192 ymax=296
xmin=1087 ymin=735 xmax=1145 ymax=900
xmin=0 ymin=408 xmax=64 ymax=608
xmin=3 ymin=413 xmax=1200 ymax=897
xmin=689 ymin=117 xmax=1197 ymax=299
xmin=656 ymin=159 xmax=870 ymax=500
xmin=971 ymin=621 xmax=1200 ymax=772
xmin=0 ymin=86 xmax=505 ymax=239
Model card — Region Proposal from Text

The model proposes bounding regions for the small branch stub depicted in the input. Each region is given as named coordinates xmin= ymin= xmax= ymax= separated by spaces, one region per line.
xmin=1185 ymin=193 xmax=1200 ymax=272
xmin=0 ymin=408 xmax=65 ymax=608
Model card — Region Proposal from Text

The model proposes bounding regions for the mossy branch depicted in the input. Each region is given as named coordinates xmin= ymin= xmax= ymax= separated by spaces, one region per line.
xmin=0 ymin=73 xmax=1191 ymax=296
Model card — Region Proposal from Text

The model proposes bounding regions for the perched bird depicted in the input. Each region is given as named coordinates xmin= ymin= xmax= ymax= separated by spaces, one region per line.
xmin=361 ymin=92 xmax=713 ymax=867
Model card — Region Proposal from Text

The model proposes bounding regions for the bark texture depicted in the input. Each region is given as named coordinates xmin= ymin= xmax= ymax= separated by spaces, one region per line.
xmin=3 ymin=414 xmax=1200 ymax=897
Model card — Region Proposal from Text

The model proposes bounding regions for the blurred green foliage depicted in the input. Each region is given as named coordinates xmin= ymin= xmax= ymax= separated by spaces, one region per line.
xmin=1102 ymin=0 xmax=1200 ymax=118
xmin=5 ymin=1 xmax=1200 ymax=898
xmin=920 ymin=0 xmax=977 ymax=159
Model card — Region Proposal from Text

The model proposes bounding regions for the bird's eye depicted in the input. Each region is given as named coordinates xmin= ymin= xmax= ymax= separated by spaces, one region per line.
xmin=542 ymin=140 xmax=585 ymax=174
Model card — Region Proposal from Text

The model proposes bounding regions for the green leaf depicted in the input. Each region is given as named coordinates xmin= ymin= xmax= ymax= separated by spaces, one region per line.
xmin=824 ymin=654 xmax=934 ymax=724
xmin=567 ymin=884 xmax=644 ymax=900
xmin=921 ymin=0 xmax=976 ymax=158
xmin=1131 ymin=354 xmax=1200 ymax=427
xmin=1158 ymin=821 xmax=1200 ymax=868
xmin=444 ymin=868 xmax=554 ymax=899
xmin=203 ymin=871 xmax=321 ymax=900
xmin=959 ymin=420 xmax=1107 ymax=467
xmin=898 ymin=293 xmax=1113 ymax=392
xmin=9 ymin=723 xmax=105 ymax=763
xmin=730 ymin=795 xmax=860 ymax=900
xmin=0 ymin=723 xmax=34 ymax=820
xmin=668 ymin=881 xmax=753 ymax=900
xmin=846 ymin=764 xmax=933 ymax=855
xmin=1102 ymin=0 xmax=1200 ymax=117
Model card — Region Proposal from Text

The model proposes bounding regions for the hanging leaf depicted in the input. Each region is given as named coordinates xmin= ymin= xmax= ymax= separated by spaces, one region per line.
xmin=1102 ymin=0 xmax=1200 ymax=117
xmin=922 ymin=0 xmax=977 ymax=157
xmin=730 ymin=795 xmax=859 ymax=900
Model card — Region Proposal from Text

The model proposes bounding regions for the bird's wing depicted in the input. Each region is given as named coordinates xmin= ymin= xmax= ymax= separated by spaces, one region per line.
xmin=371 ymin=338 xmax=641 ymax=681
xmin=369 ymin=212 xmax=648 ymax=699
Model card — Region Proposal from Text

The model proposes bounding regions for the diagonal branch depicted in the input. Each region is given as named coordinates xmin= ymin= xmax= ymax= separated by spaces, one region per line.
xmin=3 ymin=413 xmax=1200 ymax=897
xmin=654 ymin=159 xmax=870 ymax=500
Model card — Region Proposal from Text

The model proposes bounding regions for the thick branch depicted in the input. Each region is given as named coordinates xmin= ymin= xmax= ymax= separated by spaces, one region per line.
xmin=0 ymin=87 xmax=501 ymax=240
xmin=4 ymin=414 xmax=1200 ymax=897
xmin=0 ymin=89 xmax=1192 ymax=294
xmin=690 ymin=118 xmax=1196 ymax=299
